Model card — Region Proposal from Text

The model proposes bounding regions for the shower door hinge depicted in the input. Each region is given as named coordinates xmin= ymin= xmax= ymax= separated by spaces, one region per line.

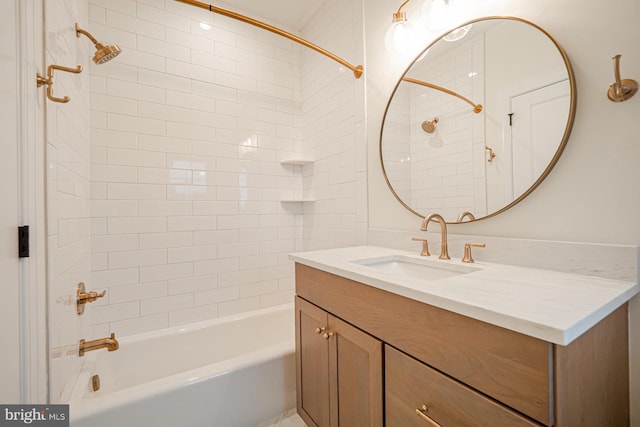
xmin=18 ymin=226 xmax=29 ymax=258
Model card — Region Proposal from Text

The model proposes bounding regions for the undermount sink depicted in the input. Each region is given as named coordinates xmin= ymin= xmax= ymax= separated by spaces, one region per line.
xmin=350 ymin=255 xmax=479 ymax=281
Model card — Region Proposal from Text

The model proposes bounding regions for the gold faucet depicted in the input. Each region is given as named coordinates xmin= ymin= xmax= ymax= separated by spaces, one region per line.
xmin=420 ymin=213 xmax=450 ymax=260
xmin=79 ymin=333 xmax=119 ymax=356
xmin=456 ymin=211 xmax=476 ymax=222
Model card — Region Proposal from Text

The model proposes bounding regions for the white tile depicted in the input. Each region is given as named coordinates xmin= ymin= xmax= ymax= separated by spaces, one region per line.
xmin=218 ymin=296 xmax=260 ymax=317
xmin=91 ymin=200 xmax=138 ymax=217
xmin=92 ymin=164 xmax=137 ymax=183
xmin=138 ymin=101 xmax=192 ymax=123
xmin=138 ymin=134 xmax=191 ymax=154
xmin=169 ymin=304 xmax=218 ymax=326
xmin=108 ymin=248 xmax=167 ymax=269
xmin=92 ymin=301 xmax=139 ymax=324
xmin=107 ymin=183 xmax=166 ymax=200
xmin=196 ymin=286 xmax=239 ymax=306
xmin=108 ymin=148 xmax=166 ymax=168
xmin=167 ymin=216 xmax=217 ymax=232
xmin=168 ymin=275 xmax=218 ymax=295
xmin=193 ymin=229 xmax=238 ymax=246
xmin=139 ymin=201 xmax=192 ymax=217
xmin=92 ymin=267 xmax=139 ymax=288
xmin=140 ymin=262 xmax=193 ymax=283
xmin=107 ymin=79 xmax=165 ymax=104
xmin=138 ymin=69 xmax=191 ymax=93
xmin=139 ymin=231 xmax=193 ymax=249
xmin=141 ymin=294 xmax=193 ymax=316
xmin=107 ymin=281 xmax=168 ymax=304
xmin=92 ymin=234 xmax=138 ymax=253
xmin=194 ymin=258 xmax=239 ymax=276
xmin=107 ymin=113 xmax=166 ymax=136
xmin=168 ymin=245 xmax=217 ymax=263
xmin=91 ymin=93 xmax=138 ymax=115
xmin=106 ymin=9 xmax=165 ymax=40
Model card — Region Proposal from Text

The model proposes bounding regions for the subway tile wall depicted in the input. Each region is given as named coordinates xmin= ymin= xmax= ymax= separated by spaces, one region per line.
xmin=46 ymin=0 xmax=93 ymax=403
xmin=300 ymin=0 xmax=366 ymax=250
xmin=86 ymin=0 xmax=364 ymax=336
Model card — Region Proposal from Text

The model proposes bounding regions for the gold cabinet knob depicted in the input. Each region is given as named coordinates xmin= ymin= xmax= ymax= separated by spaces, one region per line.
xmin=315 ymin=327 xmax=326 ymax=334
xmin=322 ymin=332 xmax=334 ymax=340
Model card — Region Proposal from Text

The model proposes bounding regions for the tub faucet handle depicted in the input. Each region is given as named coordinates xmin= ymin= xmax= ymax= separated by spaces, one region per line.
xmin=77 ymin=282 xmax=107 ymax=315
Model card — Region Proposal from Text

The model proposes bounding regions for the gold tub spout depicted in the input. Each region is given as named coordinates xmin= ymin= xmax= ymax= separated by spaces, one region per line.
xmin=79 ymin=333 xmax=119 ymax=356
xmin=420 ymin=213 xmax=450 ymax=260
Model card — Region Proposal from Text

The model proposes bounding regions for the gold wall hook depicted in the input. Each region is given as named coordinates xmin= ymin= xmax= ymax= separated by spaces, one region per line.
xmin=608 ymin=54 xmax=637 ymax=102
xmin=36 ymin=64 xmax=83 ymax=103
xmin=485 ymin=146 xmax=496 ymax=163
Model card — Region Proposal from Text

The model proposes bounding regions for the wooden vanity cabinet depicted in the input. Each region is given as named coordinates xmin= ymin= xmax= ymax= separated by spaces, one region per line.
xmin=295 ymin=296 xmax=383 ymax=427
xmin=295 ymin=263 xmax=630 ymax=427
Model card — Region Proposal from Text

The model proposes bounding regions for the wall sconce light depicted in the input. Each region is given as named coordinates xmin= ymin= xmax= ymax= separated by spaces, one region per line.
xmin=385 ymin=0 xmax=413 ymax=52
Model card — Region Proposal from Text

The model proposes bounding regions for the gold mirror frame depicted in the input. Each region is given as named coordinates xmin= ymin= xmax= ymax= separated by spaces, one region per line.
xmin=379 ymin=16 xmax=577 ymax=223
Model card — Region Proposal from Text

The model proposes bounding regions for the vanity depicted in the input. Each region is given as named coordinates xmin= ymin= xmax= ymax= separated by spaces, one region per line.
xmin=291 ymin=246 xmax=638 ymax=427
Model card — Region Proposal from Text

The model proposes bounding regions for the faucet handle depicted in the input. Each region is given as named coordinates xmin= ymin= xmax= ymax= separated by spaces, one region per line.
xmin=462 ymin=243 xmax=485 ymax=263
xmin=412 ymin=237 xmax=430 ymax=256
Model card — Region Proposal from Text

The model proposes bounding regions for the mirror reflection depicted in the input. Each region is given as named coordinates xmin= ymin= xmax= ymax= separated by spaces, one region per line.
xmin=380 ymin=17 xmax=576 ymax=222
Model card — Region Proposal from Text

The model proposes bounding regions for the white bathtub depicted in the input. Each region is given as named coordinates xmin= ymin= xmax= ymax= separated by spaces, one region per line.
xmin=69 ymin=304 xmax=296 ymax=427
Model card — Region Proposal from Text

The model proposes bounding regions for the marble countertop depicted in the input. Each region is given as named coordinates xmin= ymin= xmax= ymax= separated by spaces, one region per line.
xmin=289 ymin=245 xmax=639 ymax=345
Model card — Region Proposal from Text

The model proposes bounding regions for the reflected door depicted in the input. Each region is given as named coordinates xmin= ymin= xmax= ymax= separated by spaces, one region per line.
xmin=510 ymin=80 xmax=571 ymax=196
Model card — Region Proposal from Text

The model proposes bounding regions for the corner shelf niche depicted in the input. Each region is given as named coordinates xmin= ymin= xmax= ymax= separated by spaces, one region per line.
xmin=280 ymin=158 xmax=315 ymax=202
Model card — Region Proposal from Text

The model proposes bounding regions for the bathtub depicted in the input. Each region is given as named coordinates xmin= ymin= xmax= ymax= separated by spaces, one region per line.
xmin=69 ymin=304 xmax=296 ymax=427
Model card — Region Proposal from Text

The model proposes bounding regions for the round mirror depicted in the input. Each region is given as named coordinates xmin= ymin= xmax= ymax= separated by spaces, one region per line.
xmin=380 ymin=17 xmax=576 ymax=223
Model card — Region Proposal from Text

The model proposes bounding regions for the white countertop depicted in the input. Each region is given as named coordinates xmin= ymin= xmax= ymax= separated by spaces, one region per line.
xmin=290 ymin=246 xmax=639 ymax=345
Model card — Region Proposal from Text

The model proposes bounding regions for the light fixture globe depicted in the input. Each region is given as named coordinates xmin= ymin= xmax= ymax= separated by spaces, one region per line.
xmin=385 ymin=12 xmax=412 ymax=53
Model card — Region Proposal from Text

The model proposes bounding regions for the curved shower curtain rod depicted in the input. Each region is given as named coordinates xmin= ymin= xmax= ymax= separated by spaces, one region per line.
xmin=402 ymin=76 xmax=483 ymax=113
xmin=174 ymin=0 xmax=364 ymax=79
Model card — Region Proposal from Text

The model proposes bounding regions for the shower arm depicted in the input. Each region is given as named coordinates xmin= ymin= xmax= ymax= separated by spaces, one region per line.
xmin=174 ymin=0 xmax=363 ymax=79
xmin=402 ymin=77 xmax=483 ymax=113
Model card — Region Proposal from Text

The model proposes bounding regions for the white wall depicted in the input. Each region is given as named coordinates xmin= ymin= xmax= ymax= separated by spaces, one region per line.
xmin=45 ymin=0 xmax=93 ymax=404
xmin=365 ymin=0 xmax=640 ymax=423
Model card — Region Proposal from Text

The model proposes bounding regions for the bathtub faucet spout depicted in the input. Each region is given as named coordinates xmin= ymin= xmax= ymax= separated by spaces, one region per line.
xmin=79 ymin=333 xmax=119 ymax=356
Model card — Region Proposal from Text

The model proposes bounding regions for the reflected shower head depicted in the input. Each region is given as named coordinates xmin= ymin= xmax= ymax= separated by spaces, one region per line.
xmin=421 ymin=117 xmax=439 ymax=134
xmin=75 ymin=23 xmax=121 ymax=64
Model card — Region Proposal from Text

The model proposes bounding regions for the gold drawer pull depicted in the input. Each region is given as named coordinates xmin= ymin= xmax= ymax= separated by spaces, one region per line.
xmin=322 ymin=332 xmax=334 ymax=340
xmin=416 ymin=405 xmax=442 ymax=427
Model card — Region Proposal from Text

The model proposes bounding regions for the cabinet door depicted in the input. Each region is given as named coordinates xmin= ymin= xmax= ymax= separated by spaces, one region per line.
xmin=328 ymin=315 xmax=383 ymax=427
xmin=296 ymin=297 xmax=330 ymax=427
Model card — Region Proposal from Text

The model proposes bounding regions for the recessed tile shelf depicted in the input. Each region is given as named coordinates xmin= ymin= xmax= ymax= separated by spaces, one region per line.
xmin=280 ymin=158 xmax=315 ymax=202
xmin=280 ymin=159 xmax=314 ymax=166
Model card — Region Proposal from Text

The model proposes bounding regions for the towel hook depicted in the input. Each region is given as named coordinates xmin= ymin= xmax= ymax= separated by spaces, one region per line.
xmin=607 ymin=54 xmax=637 ymax=102
xmin=36 ymin=64 xmax=83 ymax=103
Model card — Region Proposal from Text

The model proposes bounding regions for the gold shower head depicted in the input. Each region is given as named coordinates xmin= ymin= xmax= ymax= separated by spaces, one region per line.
xmin=75 ymin=23 xmax=121 ymax=65
xmin=421 ymin=117 xmax=439 ymax=134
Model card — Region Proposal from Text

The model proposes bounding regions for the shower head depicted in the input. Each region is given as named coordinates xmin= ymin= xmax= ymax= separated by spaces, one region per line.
xmin=75 ymin=23 xmax=121 ymax=64
xmin=421 ymin=117 xmax=439 ymax=134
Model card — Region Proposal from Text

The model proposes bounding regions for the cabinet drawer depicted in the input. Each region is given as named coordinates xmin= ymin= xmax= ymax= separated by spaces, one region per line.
xmin=385 ymin=345 xmax=543 ymax=427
